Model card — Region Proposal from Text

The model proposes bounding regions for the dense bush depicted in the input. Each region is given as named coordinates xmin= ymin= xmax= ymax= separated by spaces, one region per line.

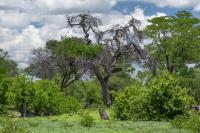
xmin=114 ymin=84 xmax=148 ymax=120
xmin=0 ymin=78 xmax=12 ymax=113
xmin=114 ymin=72 xmax=195 ymax=120
xmin=84 ymin=82 xmax=101 ymax=108
xmin=63 ymin=80 xmax=101 ymax=108
xmin=33 ymin=79 xmax=68 ymax=115
xmin=7 ymin=76 xmax=35 ymax=117
xmin=62 ymin=96 xmax=81 ymax=114
xmin=171 ymin=112 xmax=200 ymax=132
xmin=146 ymin=72 xmax=195 ymax=120
xmin=0 ymin=115 xmax=30 ymax=133
xmin=79 ymin=112 xmax=95 ymax=127
xmin=0 ymin=76 xmax=80 ymax=116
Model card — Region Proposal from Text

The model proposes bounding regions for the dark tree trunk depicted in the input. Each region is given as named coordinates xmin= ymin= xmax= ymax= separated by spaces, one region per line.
xmin=169 ymin=65 xmax=175 ymax=73
xmin=100 ymin=79 xmax=111 ymax=106
xmin=20 ymin=100 xmax=27 ymax=118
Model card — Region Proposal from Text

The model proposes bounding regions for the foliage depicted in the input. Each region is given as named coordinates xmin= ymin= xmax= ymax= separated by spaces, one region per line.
xmin=7 ymin=75 xmax=35 ymax=116
xmin=113 ymin=83 xmax=148 ymax=120
xmin=63 ymin=80 xmax=86 ymax=101
xmin=84 ymin=81 xmax=101 ymax=108
xmin=0 ymin=115 xmax=30 ymax=133
xmin=0 ymin=59 xmax=7 ymax=79
xmin=1 ymin=76 xmax=78 ymax=116
xmin=47 ymin=37 xmax=102 ymax=58
xmin=114 ymin=71 xmax=195 ymax=121
xmin=144 ymin=11 xmax=200 ymax=73
xmin=62 ymin=96 xmax=81 ymax=114
xmin=178 ymin=68 xmax=200 ymax=104
xmin=146 ymin=72 xmax=195 ymax=120
xmin=0 ymin=78 xmax=13 ymax=113
xmin=79 ymin=112 xmax=95 ymax=127
xmin=65 ymin=13 xmax=144 ymax=106
xmin=108 ymin=71 xmax=135 ymax=91
xmin=0 ymin=49 xmax=18 ymax=78
xmin=4 ymin=59 xmax=18 ymax=77
xmin=33 ymin=79 xmax=70 ymax=115
xmin=171 ymin=112 xmax=200 ymax=132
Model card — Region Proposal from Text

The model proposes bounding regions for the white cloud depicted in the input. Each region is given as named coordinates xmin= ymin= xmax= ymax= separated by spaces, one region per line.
xmin=0 ymin=26 xmax=44 ymax=68
xmin=131 ymin=0 xmax=200 ymax=11
xmin=0 ymin=0 xmax=117 ymax=14
xmin=0 ymin=0 xmax=166 ymax=68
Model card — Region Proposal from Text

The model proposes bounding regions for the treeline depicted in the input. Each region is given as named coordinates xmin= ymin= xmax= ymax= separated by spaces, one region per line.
xmin=0 ymin=10 xmax=200 ymax=124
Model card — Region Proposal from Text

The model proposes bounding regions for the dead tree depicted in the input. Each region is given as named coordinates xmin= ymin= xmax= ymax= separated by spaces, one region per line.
xmin=67 ymin=13 xmax=146 ymax=106
xmin=67 ymin=13 xmax=102 ymax=44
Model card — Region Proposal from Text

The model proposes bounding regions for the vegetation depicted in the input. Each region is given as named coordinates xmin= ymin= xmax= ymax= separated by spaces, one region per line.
xmin=79 ymin=111 xmax=95 ymax=127
xmin=114 ymin=72 xmax=195 ymax=120
xmin=144 ymin=11 xmax=200 ymax=74
xmin=0 ymin=11 xmax=200 ymax=132
xmin=0 ymin=115 xmax=30 ymax=133
xmin=0 ymin=109 xmax=195 ymax=133
xmin=171 ymin=112 xmax=200 ymax=132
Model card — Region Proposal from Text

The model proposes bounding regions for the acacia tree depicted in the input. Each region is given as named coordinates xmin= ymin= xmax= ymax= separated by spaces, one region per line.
xmin=66 ymin=13 xmax=145 ymax=106
xmin=27 ymin=39 xmax=86 ymax=92
xmin=144 ymin=11 xmax=200 ymax=74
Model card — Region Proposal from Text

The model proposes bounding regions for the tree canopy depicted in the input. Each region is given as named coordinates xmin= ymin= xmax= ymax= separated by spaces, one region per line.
xmin=145 ymin=11 xmax=200 ymax=74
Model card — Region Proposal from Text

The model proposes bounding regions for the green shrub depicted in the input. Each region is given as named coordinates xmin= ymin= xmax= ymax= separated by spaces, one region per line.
xmin=4 ymin=76 xmax=81 ymax=116
xmin=171 ymin=112 xmax=200 ymax=132
xmin=146 ymin=72 xmax=195 ymax=120
xmin=33 ymin=79 xmax=67 ymax=115
xmin=62 ymin=96 xmax=81 ymax=114
xmin=79 ymin=112 xmax=95 ymax=127
xmin=6 ymin=75 xmax=35 ymax=117
xmin=114 ymin=84 xmax=148 ymax=120
xmin=0 ymin=78 xmax=12 ymax=113
xmin=0 ymin=116 xmax=30 ymax=133
xmin=84 ymin=82 xmax=101 ymax=108
xmin=114 ymin=72 xmax=195 ymax=121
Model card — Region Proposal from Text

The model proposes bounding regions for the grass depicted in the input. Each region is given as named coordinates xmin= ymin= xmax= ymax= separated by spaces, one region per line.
xmin=15 ymin=109 xmax=194 ymax=133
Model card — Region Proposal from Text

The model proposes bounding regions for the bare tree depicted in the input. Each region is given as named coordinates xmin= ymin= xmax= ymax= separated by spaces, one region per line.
xmin=67 ymin=13 xmax=146 ymax=106
xmin=67 ymin=13 xmax=102 ymax=44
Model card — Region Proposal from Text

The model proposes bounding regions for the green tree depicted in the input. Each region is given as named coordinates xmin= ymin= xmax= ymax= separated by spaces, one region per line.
xmin=0 ymin=49 xmax=18 ymax=78
xmin=0 ymin=49 xmax=8 ymax=79
xmin=0 ymin=78 xmax=12 ymax=113
xmin=145 ymin=11 xmax=200 ymax=74
xmin=27 ymin=38 xmax=101 ymax=92
xmin=178 ymin=68 xmax=200 ymax=104
xmin=7 ymin=76 xmax=34 ymax=117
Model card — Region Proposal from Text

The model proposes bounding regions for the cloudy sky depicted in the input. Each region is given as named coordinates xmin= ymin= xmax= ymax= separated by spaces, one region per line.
xmin=0 ymin=0 xmax=200 ymax=68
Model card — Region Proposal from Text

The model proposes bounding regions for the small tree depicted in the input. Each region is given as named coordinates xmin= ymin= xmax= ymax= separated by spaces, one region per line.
xmin=7 ymin=76 xmax=34 ymax=117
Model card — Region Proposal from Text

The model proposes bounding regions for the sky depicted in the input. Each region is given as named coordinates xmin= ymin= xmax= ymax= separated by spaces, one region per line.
xmin=0 ymin=0 xmax=200 ymax=68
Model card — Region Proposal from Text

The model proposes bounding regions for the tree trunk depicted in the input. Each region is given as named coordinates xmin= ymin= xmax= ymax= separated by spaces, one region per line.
xmin=20 ymin=100 xmax=27 ymax=118
xmin=169 ymin=65 xmax=175 ymax=73
xmin=100 ymin=79 xmax=111 ymax=106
